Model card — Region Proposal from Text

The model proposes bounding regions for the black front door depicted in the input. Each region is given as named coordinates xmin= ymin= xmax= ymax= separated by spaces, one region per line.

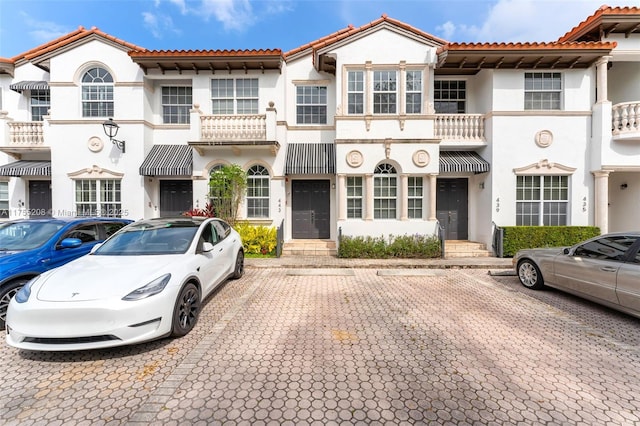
xmin=160 ymin=180 xmax=193 ymax=217
xmin=28 ymin=180 xmax=52 ymax=217
xmin=436 ymin=178 xmax=468 ymax=240
xmin=292 ymin=180 xmax=330 ymax=239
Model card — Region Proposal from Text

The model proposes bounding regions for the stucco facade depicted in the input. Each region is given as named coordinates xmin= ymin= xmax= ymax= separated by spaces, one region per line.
xmin=1 ymin=6 xmax=639 ymax=251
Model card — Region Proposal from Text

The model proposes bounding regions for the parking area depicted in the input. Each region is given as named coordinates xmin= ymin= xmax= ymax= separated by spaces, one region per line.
xmin=1 ymin=267 xmax=640 ymax=425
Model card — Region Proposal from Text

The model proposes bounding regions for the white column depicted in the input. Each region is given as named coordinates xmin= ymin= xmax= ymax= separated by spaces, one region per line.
xmin=595 ymin=56 xmax=611 ymax=104
xmin=400 ymin=173 xmax=408 ymax=220
xmin=365 ymin=173 xmax=374 ymax=221
xmin=593 ymin=170 xmax=610 ymax=234
xmin=337 ymin=174 xmax=346 ymax=221
xmin=428 ymin=173 xmax=438 ymax=220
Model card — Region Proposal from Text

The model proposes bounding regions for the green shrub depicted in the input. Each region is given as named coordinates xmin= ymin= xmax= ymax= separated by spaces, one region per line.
xmin=338 ymin=234 xmax=441 ymax=259
xmin=234 ymin=222 xmax=277 ymax=256
xmin=501 ymin=226 xmax=600 ymax=257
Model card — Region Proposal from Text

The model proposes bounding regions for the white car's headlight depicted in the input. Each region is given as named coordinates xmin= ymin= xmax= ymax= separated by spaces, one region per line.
xmin=123 ymin=274 xmax=171 ymax=301
xmin=14 ymin=277 xmax=39 ymax=303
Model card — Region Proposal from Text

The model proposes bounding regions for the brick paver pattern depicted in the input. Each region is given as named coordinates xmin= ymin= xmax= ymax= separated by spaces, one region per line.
xmin=1 ymin=268 xmax=640 ymax=425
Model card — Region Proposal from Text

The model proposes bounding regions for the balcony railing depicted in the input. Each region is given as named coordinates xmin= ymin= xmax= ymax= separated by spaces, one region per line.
xmin=612 ymin=102 xmax=640 ymax=135
xmin=7 ymin=121 xmax=45 ymax=146
xmin=434 ymin=114 xmax=485 ymax=141
xmin=200 ymin=114 xmax=266 ymax=141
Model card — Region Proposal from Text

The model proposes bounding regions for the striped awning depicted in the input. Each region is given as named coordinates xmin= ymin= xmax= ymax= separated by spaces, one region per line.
xmin=139 ymin=145 xmax=193 ymax=176
xmin=285 ymin=143 xmax=336 ymax=175
xmin=439 ymin=151 xmax=490 ymax=174
xmin=0 ymin=160 xmax=51 ymax=176
xmin=9 ymin=81 xmax=49 ymax=92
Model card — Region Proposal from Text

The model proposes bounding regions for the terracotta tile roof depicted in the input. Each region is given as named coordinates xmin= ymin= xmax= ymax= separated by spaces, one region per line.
xmin=558 ymin=5 xmax=640 ymax=42
xmin=14 ymin=26 xmax=146 ymax=62
xmin=438 ymin=40 xmax=617 ymax=54
xmin=284 ymin=14 xmax=447 ymax=59
xmin=128 ymin=48 xmax=282 ymax=58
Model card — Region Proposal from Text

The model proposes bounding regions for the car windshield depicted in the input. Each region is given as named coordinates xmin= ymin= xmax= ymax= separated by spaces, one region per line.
xmin=0 ymin=222 xmax=64 ymax=251
xmin=94 ymin=221 xmax=198 ymax=255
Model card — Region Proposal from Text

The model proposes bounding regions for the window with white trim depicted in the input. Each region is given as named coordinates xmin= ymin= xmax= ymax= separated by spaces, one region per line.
xmin=524 ymin=72 xmax=561 ymax=110
xmin=373 ymin=71 xmax=397 ymax=114
xmin=405 ymin=71 xmax=422 ymax=114
xmin=408 ymin=176 xmax=423 ymax=219
xmin=82 ymin=67 xmax=114 ymax=117
xmin=347 ymin=71 xmax=364 ymax=115
xmin=246 ymin=165 xmax=269 ymax=218
xmin=296 ymin=86 xmax=327 ymax=124
xmin=374 ymin=163 xmax=397 ymax=219
xmin=75 ymin=179 xmax=122 ymax=217
xmin=162 ymin=86 xmax=192 ymax=124
xmin=516 ymin=175 xmax=568 ymax=226
xmin=211 ymin=78 xmax=258 ymax=114
xmin=31 ymin=90 xmax=50 ymax=121
xmin=0 ymin=182 xmax=8 ymax=218
xmin=434 ymin=80 xmax=466 ymax=113
xmin=346 ymin=176 xmax=363 ymax=219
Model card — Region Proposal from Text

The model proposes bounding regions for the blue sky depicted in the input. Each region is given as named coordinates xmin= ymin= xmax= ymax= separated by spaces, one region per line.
xmin=1 ymin=0 xmax=638 ymax=58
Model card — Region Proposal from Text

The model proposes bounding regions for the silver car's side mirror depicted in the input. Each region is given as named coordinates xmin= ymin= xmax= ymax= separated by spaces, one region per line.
xmin=563 ymin=248 xmax=571 ymax=255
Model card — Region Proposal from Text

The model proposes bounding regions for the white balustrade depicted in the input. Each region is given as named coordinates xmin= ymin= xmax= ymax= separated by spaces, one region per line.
xmin=612 ymin=102 xmax=640 ymax=135
xmin=434 ymin=114 xmax=485 ymax=141
xmin=7 ymin=121 xmax=44 ymax=146
xmin=200 ymin=115 xmax=267 ymax=141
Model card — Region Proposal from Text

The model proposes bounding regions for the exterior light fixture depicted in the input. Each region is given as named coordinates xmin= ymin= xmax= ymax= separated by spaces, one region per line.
xmin=102 ymin=117 xmax=125 ymax=153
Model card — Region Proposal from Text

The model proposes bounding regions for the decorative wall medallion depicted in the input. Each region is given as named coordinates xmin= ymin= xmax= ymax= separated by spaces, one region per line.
xmin=88 ymin=136 xmax=104 ymax=152
xmin=535 ymin=130 xmax=553 ymax=148
xmin=412 ymin=150 xmax=430 ymax=167
xmin=346 ymin=150 xmax=363 ymax=168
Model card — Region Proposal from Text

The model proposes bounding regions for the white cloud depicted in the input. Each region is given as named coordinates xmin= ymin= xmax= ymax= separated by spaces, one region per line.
xmin=18 ymin=12 xmax=71 ymax=45
xmin=200 ymin=0 xmax=255 ymax=31
xmin=142 ymin=11 xmax=181 ymax=40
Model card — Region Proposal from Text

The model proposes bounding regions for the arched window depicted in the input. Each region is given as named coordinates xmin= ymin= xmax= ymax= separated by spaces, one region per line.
xmin=82 ymin=67 xmax=114 ymax=117
xmin=247 ymin=165 xmax=269 ymax=218
xmin=374 ymin=163 xmax=397 ymax=219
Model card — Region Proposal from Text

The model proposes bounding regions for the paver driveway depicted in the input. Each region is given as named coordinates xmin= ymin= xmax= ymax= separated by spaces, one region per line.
xmin=1 ymin=267 xmax=640 ymax=425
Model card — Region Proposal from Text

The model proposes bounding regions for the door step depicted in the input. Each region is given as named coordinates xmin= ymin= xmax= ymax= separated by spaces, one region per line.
xmin=282 ymin=240 xmax=337 ymax=257
xmin=444 ymin=240 xmax=492 ymax=258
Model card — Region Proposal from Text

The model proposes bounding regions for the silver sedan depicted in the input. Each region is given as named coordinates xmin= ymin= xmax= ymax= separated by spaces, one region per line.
xmin=513 ymin=232 xmax=640 ymax=319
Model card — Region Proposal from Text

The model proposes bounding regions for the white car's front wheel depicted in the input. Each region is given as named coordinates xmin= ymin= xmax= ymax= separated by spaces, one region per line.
xmin=171 ymin=282 xmax=201 ymax=337
xmin=518 ymin=259 xmax=545 ymax=290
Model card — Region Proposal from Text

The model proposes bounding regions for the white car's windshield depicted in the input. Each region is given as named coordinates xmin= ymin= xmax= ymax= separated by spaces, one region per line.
xmin=0 ymin=222 xmax=64 ymax=251
xmin=95 ymin=222 xmax=198 ymax=255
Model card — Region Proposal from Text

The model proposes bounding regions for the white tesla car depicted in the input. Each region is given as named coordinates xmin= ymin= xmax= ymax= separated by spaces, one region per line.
xmin=6 ymin=217 xmax=244 ymax=351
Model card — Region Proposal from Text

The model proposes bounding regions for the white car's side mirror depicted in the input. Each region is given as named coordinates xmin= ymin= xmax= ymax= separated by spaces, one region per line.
xmin=202 ymin=242 xmax=214 ymax=253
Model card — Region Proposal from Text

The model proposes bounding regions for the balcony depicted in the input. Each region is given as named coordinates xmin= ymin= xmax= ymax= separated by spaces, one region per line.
xmin=612 ymin=102 xmax=640 ymax=141
xmin=0 ymin=121 xmax=49 ymax=157
xmin=434 ymin=114 xmax=486 ymax=146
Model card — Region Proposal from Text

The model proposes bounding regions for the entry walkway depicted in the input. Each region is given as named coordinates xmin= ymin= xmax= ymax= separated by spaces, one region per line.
xmin=246 ymin=255 xmax=513 ymax=269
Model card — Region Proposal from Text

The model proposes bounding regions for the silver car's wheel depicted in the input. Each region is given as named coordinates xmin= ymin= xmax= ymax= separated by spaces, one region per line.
xmin=171 ymin=283 xmax=201 ymax=337
xmin=518 ymin=259 xmax=545 ymax=290
xmin=0 ymin=279 xmax=28 ymax=329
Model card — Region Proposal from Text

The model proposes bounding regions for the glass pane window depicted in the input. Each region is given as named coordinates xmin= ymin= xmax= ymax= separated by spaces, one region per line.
xmin=406 ymin=71 xmax=422 ymax=114
xmin=524 ymin=72 xmax=561 ymax=110
xmin=0 ymin=181 xmax=8 ymax=218
xmin=407 ymin=176 xmax=423 ymax=219
xmin=296 ymin=86 xmax=327 ymax=124
xmin=346 ymin=176 xmax=363 ymax=219
xmin=434 ymin=80 xmax=466 ymax=114
xmin=75 ymin=179 xmax=122 ymax=217
xmin=211 ymin=78 xmax=258 ymax=114
xmin=516 ymin=175 xmax=568 ymax=226
xmin=373 ymin=71 xmax=397 ymax=114
xmin=374 ymin=163 xmax=397 ymax=219
xmin=347 ymin=71 xmax=364 ymax=115
xmin=82 ymin=67 xmax=114 ymax=117
xmin=247 ymin=165 xmax=269 ymax=218
xmin=574 ymin=235 xmax=639 ymax=261
xmin=30 ymin=90 xmax=50 ymax=121
xmin=162 ymin=87 xmax=192 ymax=124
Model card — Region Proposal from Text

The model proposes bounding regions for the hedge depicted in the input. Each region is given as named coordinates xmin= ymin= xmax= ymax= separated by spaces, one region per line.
xmin=501 ymin=226 xmax=600 ymax=257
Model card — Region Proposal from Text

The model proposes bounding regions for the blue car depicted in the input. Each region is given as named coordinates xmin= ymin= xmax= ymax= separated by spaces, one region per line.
xmin=0 ymin=217 xmax=132 ymax=327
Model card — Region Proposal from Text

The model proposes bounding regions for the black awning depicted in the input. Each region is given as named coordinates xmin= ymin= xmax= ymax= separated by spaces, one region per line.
xmin=285 ymin=143 xmax=336 ymax=175
xmin=0 ymin=160 xmax=51 ymax=176
xmin=139 ymin=145 xmax=193 ymax=176
xmin=439 ymin=151 xmax=490 ymax=174
xmin=9 ymin=81 xmax=49 ymax=92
